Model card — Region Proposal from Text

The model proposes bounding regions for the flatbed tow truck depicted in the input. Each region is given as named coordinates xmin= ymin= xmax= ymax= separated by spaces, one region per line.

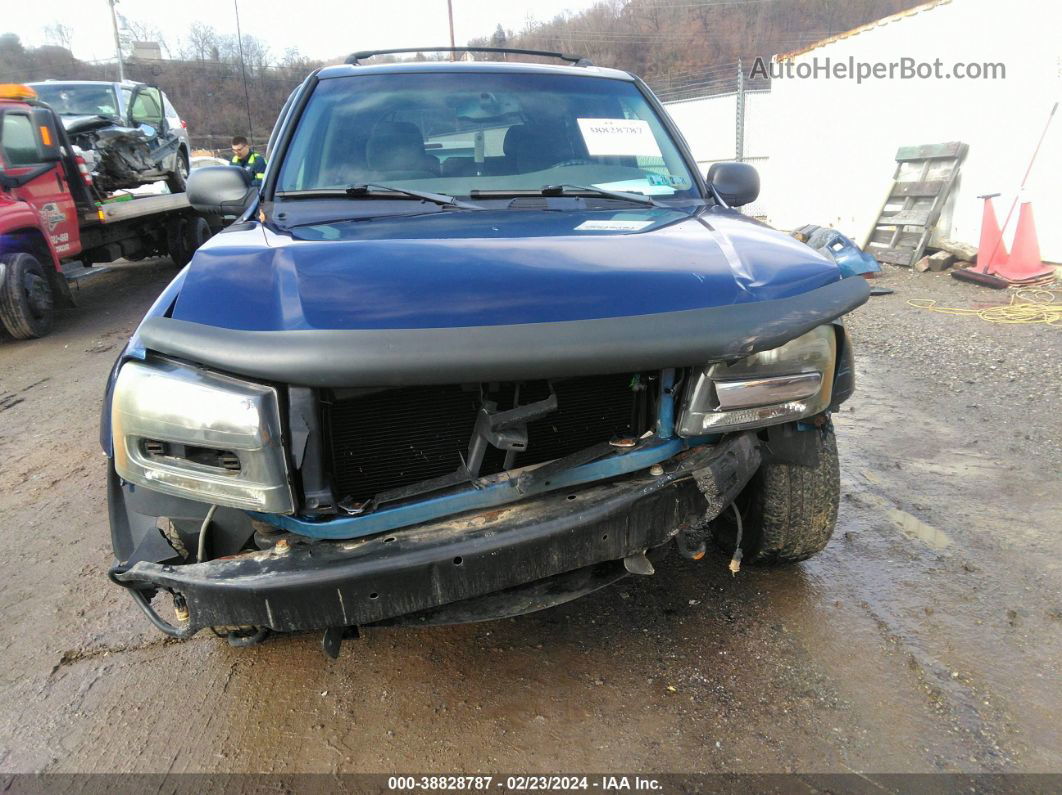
xmin=0 ymin=82 xmax=213 ymax=339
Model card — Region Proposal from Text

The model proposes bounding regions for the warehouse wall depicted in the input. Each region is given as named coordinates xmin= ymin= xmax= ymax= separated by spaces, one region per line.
xmin=763 ymin=0 xmax=1062 ymax=261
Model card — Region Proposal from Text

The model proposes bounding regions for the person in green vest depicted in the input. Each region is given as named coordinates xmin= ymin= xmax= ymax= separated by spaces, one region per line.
xmin=230 ymin=136 xmax=266 ymax=182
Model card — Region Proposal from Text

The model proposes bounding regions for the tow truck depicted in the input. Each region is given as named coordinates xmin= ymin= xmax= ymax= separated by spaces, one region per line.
xmin=0 ymin=83 xmax=212 ymax=339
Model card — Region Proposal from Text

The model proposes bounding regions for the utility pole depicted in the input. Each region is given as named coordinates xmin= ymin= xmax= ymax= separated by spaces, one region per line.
xmin=447 ymin=0 xmax=456 ymax=60
xmin=108 ymin=0 xmax=125 ymax=82
xmin=234 ymin=0 xmax=254 ymax=140
xmin=735 ymin=58 xmax=745 ymax=162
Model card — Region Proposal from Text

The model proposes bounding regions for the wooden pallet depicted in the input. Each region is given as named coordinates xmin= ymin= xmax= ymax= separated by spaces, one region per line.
xmin=864 ymin=141 xmax=968 ymax=267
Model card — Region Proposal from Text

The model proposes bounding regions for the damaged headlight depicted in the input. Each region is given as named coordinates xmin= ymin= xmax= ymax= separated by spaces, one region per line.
xmin=677 ymin=325 xmax=837 ymax=435
xmin=111 ymin=359 xmax=294 ymax=513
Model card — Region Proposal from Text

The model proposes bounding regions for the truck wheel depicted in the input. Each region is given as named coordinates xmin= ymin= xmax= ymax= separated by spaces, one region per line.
xmin=710 ymin=425 xmax=840 ymax=565
xmin=166 ymin=217 xmax=190 ymax=268
xmin=181 ymin=216 xmax=211 ymax=259
xmin=166 ymin=150 xmax=189 ymax=194
xmin=0 ymin=252 xmax=55 ymax=339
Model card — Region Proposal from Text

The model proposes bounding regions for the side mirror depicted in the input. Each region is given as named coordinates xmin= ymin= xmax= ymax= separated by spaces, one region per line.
xmin=187 ymin=166 xmax=255 ymax=217
xmin=31 ymin=109 xmax=62 ymax=162
xmin=706 ymin=161 xmax=759 ymax=207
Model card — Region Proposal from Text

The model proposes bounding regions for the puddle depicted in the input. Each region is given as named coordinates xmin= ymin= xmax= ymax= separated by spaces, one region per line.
xmin=887 ymin=508 xmax=952 ymax=549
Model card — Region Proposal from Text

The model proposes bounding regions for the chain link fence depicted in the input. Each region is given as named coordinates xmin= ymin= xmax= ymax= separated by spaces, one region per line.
xmin=654 ymin=61 xmax=772 ymax=217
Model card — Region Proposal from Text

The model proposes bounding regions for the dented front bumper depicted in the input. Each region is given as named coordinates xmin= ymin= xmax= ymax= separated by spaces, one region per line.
xmin=111 ymin=433 xmax=760 ymax=636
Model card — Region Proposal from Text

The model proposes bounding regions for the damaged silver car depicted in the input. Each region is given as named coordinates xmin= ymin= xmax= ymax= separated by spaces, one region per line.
xmin=27 ymin=80 xmax=191 ymax=194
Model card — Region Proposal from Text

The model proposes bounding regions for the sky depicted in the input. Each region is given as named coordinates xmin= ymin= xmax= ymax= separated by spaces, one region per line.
xmin=6 ymin=0 xmax=604 ymax=64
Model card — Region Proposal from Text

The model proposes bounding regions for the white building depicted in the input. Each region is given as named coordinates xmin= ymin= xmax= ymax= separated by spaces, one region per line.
xmin=667 ymin=0 xmax=1062 ymax=262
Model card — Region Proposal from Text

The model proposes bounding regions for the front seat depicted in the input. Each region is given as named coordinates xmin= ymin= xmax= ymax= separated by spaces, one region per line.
xmin=365 ymin=122 xmax=440 ymax=180
xmin=502 ymin=123 xmax=577 ymax=173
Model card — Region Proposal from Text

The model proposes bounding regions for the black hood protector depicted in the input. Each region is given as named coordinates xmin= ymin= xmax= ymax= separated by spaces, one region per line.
xmin=136 ymin=276 xmax=870 ymax=388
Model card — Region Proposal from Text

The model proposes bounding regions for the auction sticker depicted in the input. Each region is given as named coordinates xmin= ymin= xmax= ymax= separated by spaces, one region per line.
xmin=577 ymin=118 xmax=662 ymax=157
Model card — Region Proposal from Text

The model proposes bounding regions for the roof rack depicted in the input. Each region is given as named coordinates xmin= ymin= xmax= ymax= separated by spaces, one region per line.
xmin=345 ymin=47 xmax=593 ymax=67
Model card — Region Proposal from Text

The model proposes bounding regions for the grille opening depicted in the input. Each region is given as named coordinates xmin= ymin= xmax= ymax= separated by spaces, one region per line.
xmin=324 ymin=372 xmax=651 ymax=505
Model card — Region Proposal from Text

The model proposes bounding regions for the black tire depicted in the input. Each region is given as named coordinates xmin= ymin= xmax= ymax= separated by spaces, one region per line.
xmin=181 ymin=216 xmax=211 ymax=260
xmin=166 ymin=149 xmax=189 ymax=194
xmin=0 ymin=252 xmax=55 ymax=339
xmin=166 ymin=217 xmax=190 ymax=267
xmin=711 ymin=425 xmax=840 ymax=565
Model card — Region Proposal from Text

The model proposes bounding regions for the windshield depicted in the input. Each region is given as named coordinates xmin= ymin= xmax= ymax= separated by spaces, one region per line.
xmin=32 ymin=84 xmax=120 ymax=118
xmin=277 ymin=72 xmax=699 ymax=200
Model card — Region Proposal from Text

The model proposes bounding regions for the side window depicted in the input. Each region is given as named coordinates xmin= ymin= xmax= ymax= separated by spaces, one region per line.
xmin=0 ymin=113 xmax=40 ymax=166
xmin=130 ymin=89 xmax=164 ymax=127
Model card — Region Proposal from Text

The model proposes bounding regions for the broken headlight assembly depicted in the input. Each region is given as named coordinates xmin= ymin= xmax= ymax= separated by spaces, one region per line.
xmin=677 ymin=325 xmax=837 ymax=435
xmin=111 ymin=359 xmax=294 ymax=513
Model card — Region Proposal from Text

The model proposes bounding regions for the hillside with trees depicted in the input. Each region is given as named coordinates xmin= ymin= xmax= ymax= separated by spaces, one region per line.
xmin=470 ymin=0 xmax=926 ymax=99
xmin=1 ymin=0 xmax=924 ymax=149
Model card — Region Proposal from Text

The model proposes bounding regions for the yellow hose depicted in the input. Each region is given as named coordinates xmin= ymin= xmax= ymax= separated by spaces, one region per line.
xmin=906 ymin=288 xmax=1062 ymax=327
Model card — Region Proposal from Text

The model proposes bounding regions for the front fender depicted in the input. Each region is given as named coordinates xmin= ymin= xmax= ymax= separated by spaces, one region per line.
xmin=0 ymin=205 xmax=64 ymax=272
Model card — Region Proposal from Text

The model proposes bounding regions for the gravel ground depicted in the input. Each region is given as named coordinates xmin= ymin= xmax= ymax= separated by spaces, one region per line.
xmin=845 ymin=264 xmax=1062 ymax=470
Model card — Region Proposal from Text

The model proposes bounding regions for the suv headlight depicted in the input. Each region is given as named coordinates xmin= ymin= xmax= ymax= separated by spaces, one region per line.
xmin=111 ymin=359 xmax=294 ymax=513
xmin=677 ymin=325 xmax=837 ymax=435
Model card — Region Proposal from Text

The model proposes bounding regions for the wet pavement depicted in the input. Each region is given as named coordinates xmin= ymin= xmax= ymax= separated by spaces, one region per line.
xmin=0 ymin=260 xmax=1059 ymax=774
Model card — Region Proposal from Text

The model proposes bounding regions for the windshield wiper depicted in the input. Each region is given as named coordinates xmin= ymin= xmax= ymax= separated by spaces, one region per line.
xmin=471 ymin=184 xmax=664 ymax=208
xmin=347 ymin=183 xmax=480 ymax=209
xmin=543 ymin=183 xmax=665 ymax=207
xmin=275 ymin=184 xmax=480 ymax=209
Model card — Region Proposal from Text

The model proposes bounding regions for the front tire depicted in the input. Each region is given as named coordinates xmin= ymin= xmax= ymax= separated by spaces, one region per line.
xmin=0 ymin=252 xmax=55 ymax=339
xmin=166 ymin=149 xmax=189 ymax=194
xmin=711 ymin=424 xmax=840 ymax=564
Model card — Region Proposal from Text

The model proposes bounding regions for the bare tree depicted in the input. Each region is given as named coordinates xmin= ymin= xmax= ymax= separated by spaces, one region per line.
xmin=180 ymin=22 xmax=221 ymax=62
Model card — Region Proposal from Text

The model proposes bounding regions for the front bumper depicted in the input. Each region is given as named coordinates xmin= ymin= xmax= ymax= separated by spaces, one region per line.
xmin=111 ymin=434 xmax=760 ymax=636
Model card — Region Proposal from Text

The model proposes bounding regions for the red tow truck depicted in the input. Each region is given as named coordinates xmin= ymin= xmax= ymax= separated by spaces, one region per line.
xmin=0 ymin=83 xmax=212 ymax=339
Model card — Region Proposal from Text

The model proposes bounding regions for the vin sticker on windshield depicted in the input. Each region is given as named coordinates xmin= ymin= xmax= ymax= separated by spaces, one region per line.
xmin=574 ymin=219 xmax=653 ymax=231
xmin=577 ymin=118 xmax=662 ymax=157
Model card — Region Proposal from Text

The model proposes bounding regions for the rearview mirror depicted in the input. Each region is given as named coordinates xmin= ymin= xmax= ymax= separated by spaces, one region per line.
xmin=187 ymin=166 xmax=255 ymax=217
xmin=706 ymin=161 xmax=759 ymax=208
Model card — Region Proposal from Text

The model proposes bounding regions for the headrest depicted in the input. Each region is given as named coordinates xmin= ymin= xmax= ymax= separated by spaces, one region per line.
xmin=366 ymin=121 xmax=426 ymax=172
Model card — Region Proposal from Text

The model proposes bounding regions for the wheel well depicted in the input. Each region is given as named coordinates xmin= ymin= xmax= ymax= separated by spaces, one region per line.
xmin=2 ymin=227 xmax=75 ymax=308
xmin=3 ymin=227 xmax=56 ymax=271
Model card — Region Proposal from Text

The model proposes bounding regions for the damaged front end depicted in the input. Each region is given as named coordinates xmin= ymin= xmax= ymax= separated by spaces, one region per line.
xmin=106 ymin=356 xmax=782 ymax=646
xmin=105 ymin=330 xmax=855 ymax=651
xmin=65 ymin=117 xmax=168 ymax=193
xmin=109 ymin=432 xmax=762 ymax=641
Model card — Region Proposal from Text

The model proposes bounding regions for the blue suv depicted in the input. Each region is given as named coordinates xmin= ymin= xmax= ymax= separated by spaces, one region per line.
xmin=103 ymin=48 xmax=868 ymax=655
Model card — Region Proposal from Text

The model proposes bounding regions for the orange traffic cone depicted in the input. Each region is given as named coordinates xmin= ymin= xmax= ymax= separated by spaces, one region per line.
xmin=994 ymin=202 xmax=1053 ymax=283
xmin=953 ymin=194 xmax=1012 ymax=288
xmin=976 ymin=194 xmax=1009 ymax=274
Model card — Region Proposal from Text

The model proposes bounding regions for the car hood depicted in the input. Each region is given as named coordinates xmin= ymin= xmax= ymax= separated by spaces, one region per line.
xmin=61 ymin=115 xmax=122 ymax=134
xmin=170 ymin=206 xmax=844 ymax=331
